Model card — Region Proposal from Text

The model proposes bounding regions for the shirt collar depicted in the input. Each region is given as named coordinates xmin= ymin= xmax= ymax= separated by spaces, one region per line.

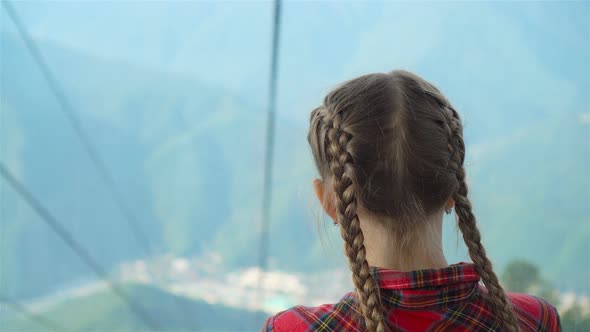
xmin=341 ymin=263 xmax=481 ymax=309
xmin=370 ymin=262 xmax=480 ymax=290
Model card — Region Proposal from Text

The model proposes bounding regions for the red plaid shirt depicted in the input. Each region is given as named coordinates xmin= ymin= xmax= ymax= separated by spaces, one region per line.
xmin=262 ymin=263 xmax=561 ymax=331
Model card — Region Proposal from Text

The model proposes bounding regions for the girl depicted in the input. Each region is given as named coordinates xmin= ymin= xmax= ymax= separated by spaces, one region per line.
xmin=263 ymin=70 xmax=561 ymax=332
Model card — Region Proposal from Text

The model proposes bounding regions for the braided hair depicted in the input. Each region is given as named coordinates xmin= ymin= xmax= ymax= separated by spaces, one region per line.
xmin=308 ymin=70 xmax=520 ymax=331
xmin=313 ymin=109 xmax=388 ymax=332
xmin=446 ymin=107 xmax=521 ymax=331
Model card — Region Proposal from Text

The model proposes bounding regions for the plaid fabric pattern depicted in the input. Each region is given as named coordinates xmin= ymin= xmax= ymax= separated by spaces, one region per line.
xmin=262 ymin=263 xmax=561 ymax=332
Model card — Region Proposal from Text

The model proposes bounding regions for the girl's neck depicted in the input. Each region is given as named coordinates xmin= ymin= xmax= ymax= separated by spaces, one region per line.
xmin=358 ymin=212 xmax=448 ymax=272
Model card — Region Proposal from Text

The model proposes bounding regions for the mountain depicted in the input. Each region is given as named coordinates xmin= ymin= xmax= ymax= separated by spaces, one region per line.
xmin=469 ymin=114 xmax=590 ymax=292
xmin=0 ymin=30 xmax=320 ymax=301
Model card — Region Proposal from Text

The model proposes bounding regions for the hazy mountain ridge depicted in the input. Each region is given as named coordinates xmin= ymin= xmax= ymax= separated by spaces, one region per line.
xmin=0 ymin=32 xmax=315 ymax=299
xmin=469 ymin=113 xmax=590 ymax=291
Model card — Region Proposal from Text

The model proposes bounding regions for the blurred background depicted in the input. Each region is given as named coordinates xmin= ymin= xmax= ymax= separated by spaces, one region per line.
xmin=1 ymin=1 xmax=588 ymax=331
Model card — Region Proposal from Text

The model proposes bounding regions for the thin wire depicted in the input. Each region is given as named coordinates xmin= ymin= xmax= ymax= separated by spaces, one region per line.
xmin=0 ymin=163 xmax=158 ymax=330
xmin=1 ymin=0 xmax=153 ymax=257
xmin=256 ymin=0 xmax=282 ymax=313
xmin=0 ymin=295 xmax=67 ymax=332
xmin=1 ymin=2 xmax=197 ymax=329
xmin=0 ymin=48 xmax=5 ymax=330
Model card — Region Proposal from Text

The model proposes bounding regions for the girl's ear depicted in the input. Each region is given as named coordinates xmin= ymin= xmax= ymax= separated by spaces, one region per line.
xmin=313 ymin=178 xmax=338 ymax=223
xmin=446 ymin=197 xmax=455 ymax=210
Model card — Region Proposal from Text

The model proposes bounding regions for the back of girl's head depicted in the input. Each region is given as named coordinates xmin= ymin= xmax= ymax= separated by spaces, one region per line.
xmin=309 ymin=70 xmax=459 ymax=226
xmin=307 ymin=70 xmax=520 ymax=332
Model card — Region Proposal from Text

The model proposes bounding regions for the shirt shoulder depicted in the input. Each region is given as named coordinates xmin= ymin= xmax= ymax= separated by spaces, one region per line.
xmin=262 ymin=295 xmax=359 ymax=332
xmin=508 ymin=292 xmax=562 ymax=331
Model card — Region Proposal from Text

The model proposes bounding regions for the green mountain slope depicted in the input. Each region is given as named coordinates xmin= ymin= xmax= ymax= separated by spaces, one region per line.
xmin=470 ymin=114 xmax=590 ymax=291
xmin=2 ymin=283 xmax=267 ymax=331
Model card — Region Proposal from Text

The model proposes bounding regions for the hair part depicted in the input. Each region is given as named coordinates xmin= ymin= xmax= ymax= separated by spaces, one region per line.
xmin=308 ymin=70 xmax=520 ymax=331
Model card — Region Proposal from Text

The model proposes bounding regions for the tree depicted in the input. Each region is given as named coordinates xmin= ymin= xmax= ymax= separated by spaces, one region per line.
xmin=503 ymin=259 xmax=590 ymax=331
xmin=502 ymin=259 xmax=540 ymax=293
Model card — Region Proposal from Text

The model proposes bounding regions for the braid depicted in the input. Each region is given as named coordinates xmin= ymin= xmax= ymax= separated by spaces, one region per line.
xmin=320 ymin=111 xmax=388 ymax=332
xmin=446 ymin=107 xmax=521 ymax=331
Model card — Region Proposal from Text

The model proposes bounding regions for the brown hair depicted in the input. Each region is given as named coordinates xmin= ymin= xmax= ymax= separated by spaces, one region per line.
xmin=307 ymin=70 xmax=520 ymax=332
